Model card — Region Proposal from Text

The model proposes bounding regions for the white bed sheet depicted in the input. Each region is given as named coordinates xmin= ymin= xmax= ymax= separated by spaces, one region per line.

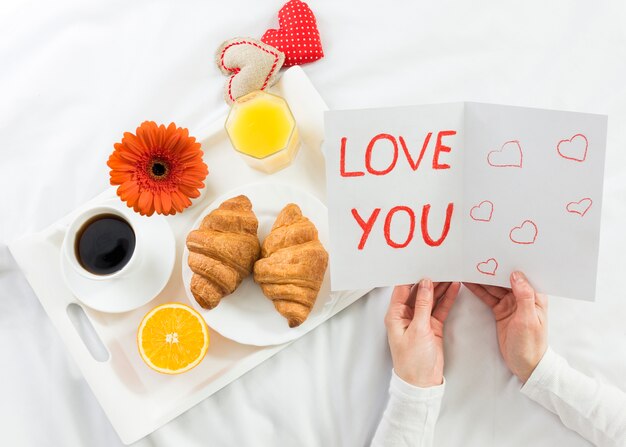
xmin=1 ymin=1 xmax=625 ymax=446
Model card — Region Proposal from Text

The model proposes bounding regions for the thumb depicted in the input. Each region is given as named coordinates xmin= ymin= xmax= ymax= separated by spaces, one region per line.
xmin=510 ymin=271 xmax=537 ymax=317
xmin=411 ymin=278 xmax=434 ymax=328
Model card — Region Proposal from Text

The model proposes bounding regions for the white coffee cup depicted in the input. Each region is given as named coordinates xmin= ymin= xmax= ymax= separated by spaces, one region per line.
xmin=62 ymin=204 xmax=144 ymax=281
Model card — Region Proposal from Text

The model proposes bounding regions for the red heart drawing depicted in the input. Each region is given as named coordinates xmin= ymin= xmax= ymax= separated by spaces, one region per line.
xmin=261 ymin=0 xmax=324 ymax=67
xmin=566 ymin=198 xmax=593 ymax=216
xmin=509 ymin=220 xmax=538 ymax=245
xmin=477 ymin=258 xmax=498 ymax=275
xmin=216 ymin=37 xmax=285 ymax=104
xmin=557 ymin=134 xmax=588 ymax=162
xmin=470 ymin=200 xmax=494 ymax=222
xmin=487 ymin=140 xmax=523 ymax=168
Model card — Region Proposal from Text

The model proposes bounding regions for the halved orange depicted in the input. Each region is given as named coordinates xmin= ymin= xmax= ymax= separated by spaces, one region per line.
xmin=137 ymin=303 xmax=209 ymax=374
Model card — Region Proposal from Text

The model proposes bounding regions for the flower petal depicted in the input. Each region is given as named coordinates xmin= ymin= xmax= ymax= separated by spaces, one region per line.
xmin=179 ymin=177 xmax=205 ymax=189
xmin=110 ymin=171 xmax=133 ymax=184
xmin=170 ymin=191 xmax=184 ymax=212
xmin=118 ymin=146 xmax=142 ymax=163
xmin=163 ymin=132 xmax=180 ymax=153
xmin=183 ymin=163 xmax=208 ymax=176
xmin=117 ymin=180 xmax=138 ymax=194
xmin=175 ymin=190 xmax=192 ymax=208
xmin=177 ymin=184 xmax=200 ymax=198
xmin=153 ymin=193 xmax=163 ymax=215
xmin=138 ymin=121 xmax=158 ymax=150
xmin=108 ymin=158 xmax=135 ymax=171
xmin=160 ymin=191 xmax=172 ymax=215
xmin=123 ymin=133 xmax=148 ymax=156
xmin=175 ymin=142 xmax=202 ymax=161
xmin=137 ymin=190 xmax=153 ymax=215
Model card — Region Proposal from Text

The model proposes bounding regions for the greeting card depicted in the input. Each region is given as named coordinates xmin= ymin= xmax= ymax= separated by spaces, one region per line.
xmin=324 ymin=102 xmax=607 ymax=300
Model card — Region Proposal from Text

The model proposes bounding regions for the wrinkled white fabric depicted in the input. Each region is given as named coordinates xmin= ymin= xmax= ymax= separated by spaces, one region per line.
xmin=371 ymin=371 xmax=444 ymax=447
xmin=521 ymin=348 xmax=626 ymax=447
xmin=372 ymin=349 xmax=626 ymax=447
xmin=2 ymin=1 xmax=626 ymax=446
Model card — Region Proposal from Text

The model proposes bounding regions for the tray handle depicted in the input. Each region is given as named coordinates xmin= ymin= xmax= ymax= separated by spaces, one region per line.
xmin=50 ymin=223 xmax=112 ymax=365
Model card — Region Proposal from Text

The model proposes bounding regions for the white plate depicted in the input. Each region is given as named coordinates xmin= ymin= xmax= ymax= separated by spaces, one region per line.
xmin=60 ymin=199 xmax=176 ymax=313
xmin=182 ymin=182 xmax=335 ymax=346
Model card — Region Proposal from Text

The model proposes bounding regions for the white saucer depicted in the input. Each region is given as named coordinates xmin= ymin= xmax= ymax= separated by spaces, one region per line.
xmin=182 ymin=182 xmax=336 ymax=346
xmin=60 ymin=199 xmax=176 ymax=313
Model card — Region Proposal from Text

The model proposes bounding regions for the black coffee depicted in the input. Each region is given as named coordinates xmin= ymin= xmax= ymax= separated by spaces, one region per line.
xmin=75 ymin=214 xmax=136 ymax=275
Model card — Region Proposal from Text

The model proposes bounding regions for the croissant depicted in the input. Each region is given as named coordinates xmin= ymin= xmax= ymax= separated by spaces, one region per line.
xmin=186 ymin=195 xmax=261 ymax=309
xmin=254 ymin=204 xmax=328 ymax=328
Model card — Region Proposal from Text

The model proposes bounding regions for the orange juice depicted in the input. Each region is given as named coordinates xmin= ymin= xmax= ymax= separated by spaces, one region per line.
xmin=225 ymin=90 xmax=300 ymax=173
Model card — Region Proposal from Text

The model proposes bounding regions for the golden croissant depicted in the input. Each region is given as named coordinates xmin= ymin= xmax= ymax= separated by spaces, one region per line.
xmin=254 ymin=204 xmax=328 ymax=328
xmin=186 ymin=195 xmax=261 ymax=309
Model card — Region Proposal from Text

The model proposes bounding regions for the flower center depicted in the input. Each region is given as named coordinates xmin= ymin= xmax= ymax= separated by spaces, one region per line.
xmin=149 ymin=160 xmax=169 ymax=180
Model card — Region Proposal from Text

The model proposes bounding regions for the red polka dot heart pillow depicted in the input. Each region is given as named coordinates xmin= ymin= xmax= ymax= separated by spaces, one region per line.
xmin=261 ymin=0 xmax=324 ymax=67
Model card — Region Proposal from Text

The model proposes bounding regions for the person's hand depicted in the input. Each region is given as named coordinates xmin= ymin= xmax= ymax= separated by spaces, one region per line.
xmin=384 ymin=279 xmax=461 ymax=388
xmin=464 ymin=271 xmax=548 ymax=383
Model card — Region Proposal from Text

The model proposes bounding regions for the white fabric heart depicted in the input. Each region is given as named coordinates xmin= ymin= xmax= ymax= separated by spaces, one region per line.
xmin=216 ymin=37 xmax=285 ymax=105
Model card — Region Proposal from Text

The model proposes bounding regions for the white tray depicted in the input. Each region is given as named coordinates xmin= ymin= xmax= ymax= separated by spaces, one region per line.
xmin=8 ymin=67 xmax=371 ymax=445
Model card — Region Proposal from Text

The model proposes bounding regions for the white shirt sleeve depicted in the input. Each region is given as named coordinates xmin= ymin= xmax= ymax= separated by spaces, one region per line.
xmin=521 ymin=347 xmax=626 ymax=447
xmin=371 ymin=370 xmax=445 ymax=447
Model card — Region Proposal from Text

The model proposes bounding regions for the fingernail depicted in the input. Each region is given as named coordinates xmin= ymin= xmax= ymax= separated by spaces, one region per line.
xmin=511 ymin=271 xmax=525 ymax=283
xmin=419 ymin=278 xmax=432 ymax=290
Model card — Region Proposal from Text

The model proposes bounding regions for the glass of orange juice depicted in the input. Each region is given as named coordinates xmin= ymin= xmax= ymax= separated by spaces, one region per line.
xmin=225 ymin=90 xmax=300 ymax=174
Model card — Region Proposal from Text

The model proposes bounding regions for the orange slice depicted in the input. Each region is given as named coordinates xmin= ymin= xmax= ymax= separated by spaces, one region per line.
xmin=137 ymin=303 xmax=209 ymax=374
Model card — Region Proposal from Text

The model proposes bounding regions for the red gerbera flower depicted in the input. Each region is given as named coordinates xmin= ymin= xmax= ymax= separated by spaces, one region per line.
xmin=107 ymin=121 xmax=208 ymax=216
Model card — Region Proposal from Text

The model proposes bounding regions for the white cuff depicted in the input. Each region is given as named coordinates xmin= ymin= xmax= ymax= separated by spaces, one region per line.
xmin=390 ymin=369 xmax=446 ymax=401
xmin=520 ymin=347 xmax=563 ymax=398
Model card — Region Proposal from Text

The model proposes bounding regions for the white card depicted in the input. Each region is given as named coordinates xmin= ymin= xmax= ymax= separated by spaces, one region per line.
xmin=324 ymin=102 xmax=607 ymax=300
